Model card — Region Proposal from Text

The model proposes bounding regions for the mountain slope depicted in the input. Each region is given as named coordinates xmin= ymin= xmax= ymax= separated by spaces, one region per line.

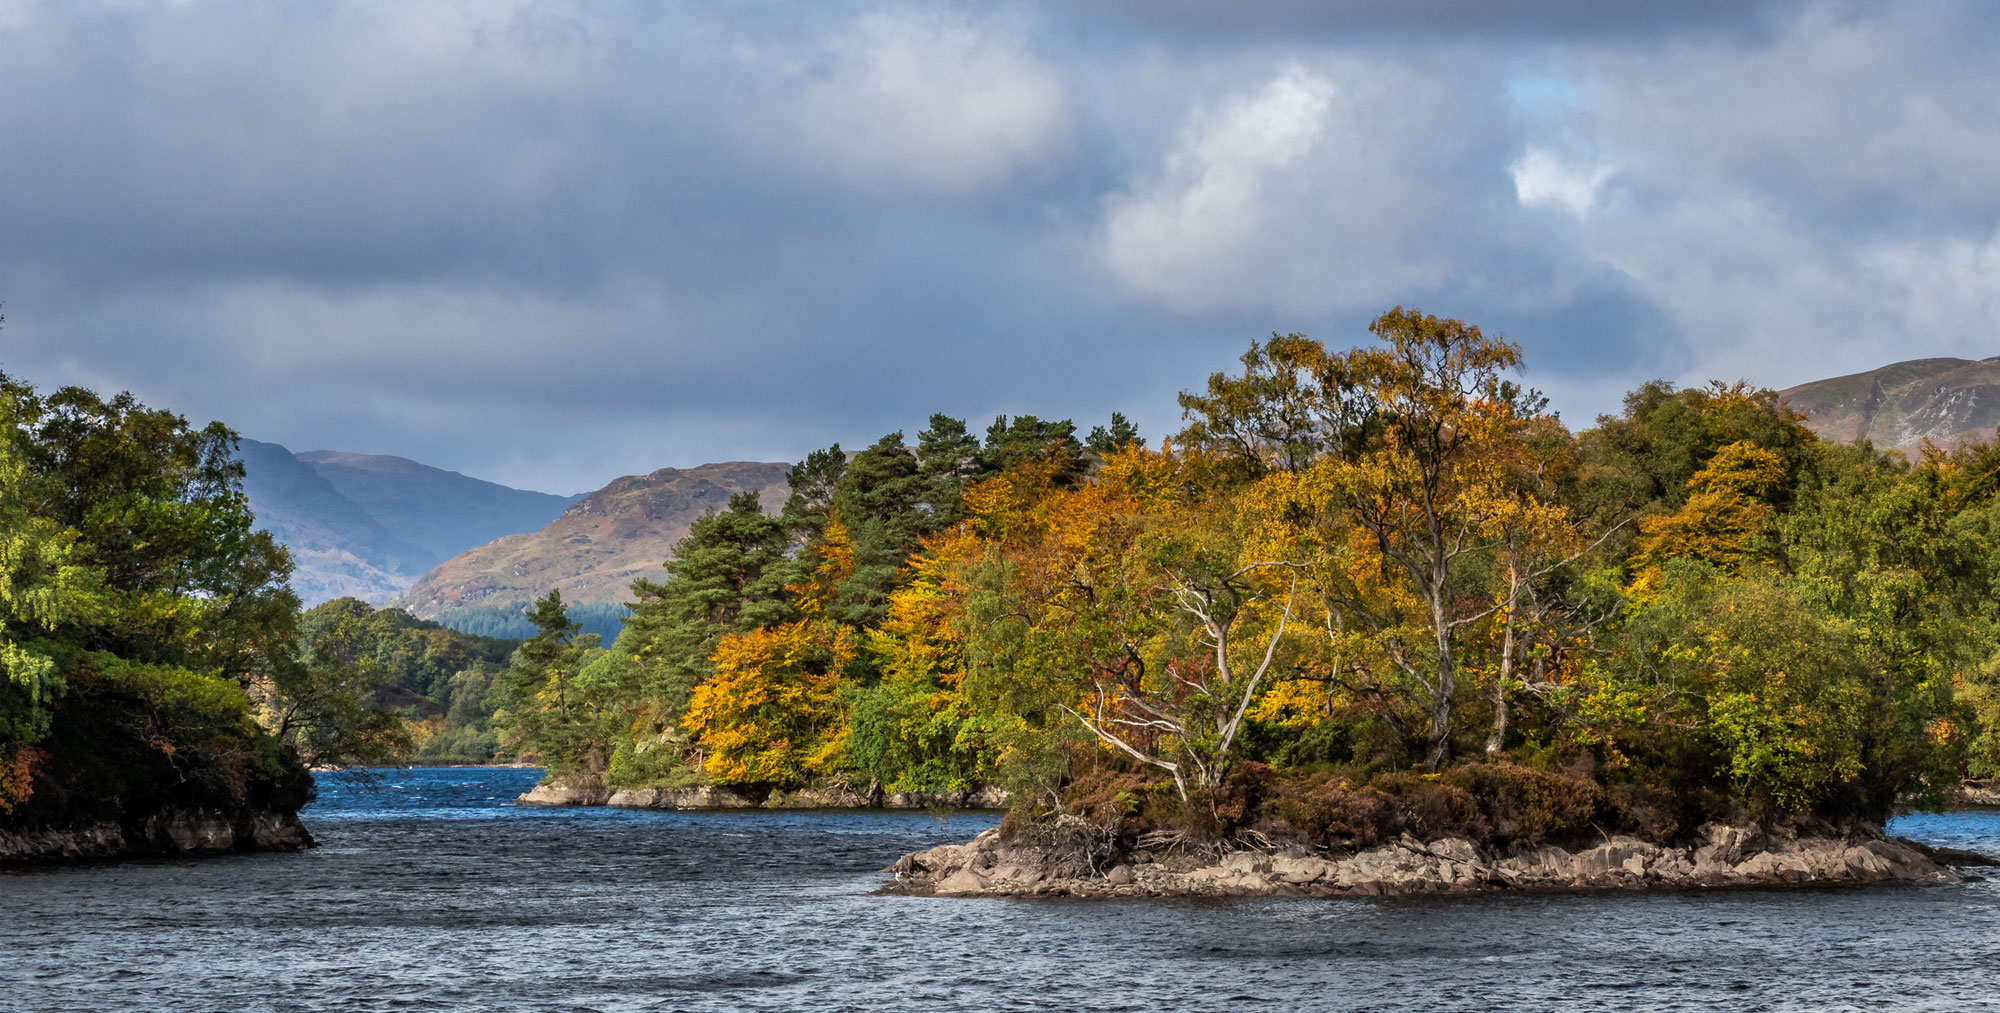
xmin=394 ymin=461 xmax=792 ymax=618
xmin=239 ymin=441 xmax=582 ymax=607
xmin=297 ymin=450 xmax=582 ymax=569
xmin=1781 ymin=356 xmax=2000 ymax=453
xmin=237 ymin=439 xmax=428 ymax=604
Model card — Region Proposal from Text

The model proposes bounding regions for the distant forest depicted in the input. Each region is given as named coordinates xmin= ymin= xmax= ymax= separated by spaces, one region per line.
xmin=436 ymin=602 xmax=631 ymax=646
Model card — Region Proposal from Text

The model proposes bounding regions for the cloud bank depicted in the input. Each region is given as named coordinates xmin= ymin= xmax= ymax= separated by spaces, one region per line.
xmin=2 ymin=0 xmax=1995 ymax=492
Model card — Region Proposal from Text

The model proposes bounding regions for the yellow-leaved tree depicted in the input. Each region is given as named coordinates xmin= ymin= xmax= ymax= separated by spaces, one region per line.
xmin=682 ymin=518 xmax=857 ymax=785
xmin=1192 ymin=309 xmax=1614 ymax=767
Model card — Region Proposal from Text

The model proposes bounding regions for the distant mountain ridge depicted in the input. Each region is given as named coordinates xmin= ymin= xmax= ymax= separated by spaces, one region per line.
xmin=240 ymin=441 xmax=581 ymax=606
xmin=392 ymin=461 xmax=792 ymax=621
xmin=1780 ymin=356 xmax=2000 ymax=453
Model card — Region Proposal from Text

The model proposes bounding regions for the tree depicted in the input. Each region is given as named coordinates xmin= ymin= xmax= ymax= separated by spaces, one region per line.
xmin=1629 ymin=439 xmax=1787 ymax=585
xmin=501 ymin=589 xmax=616 ymax=779
xmin=782 ymin=444 xmax=847 ymax=536
xmin=1175 ymin=333 xmax=1367 ymax=478
xmin=0 ymin=374 xmax=311 ymax=824
xmin=916 ymin=414 xmax=980 ymax=526
xmin=684 ymin=619 xmax=855 ymax=785
xmin=980 ymin=415 xmax=1087 ymax=487
xmin=1201 ymin=310 xmax=1552 ymax=767
xmin=1086 ymin=412 xmax=1143 ymax=461
xmin=622 ymin=491 xmax=795 ymax=710
xmin=260 ymin=609 xmax=411 ymax=768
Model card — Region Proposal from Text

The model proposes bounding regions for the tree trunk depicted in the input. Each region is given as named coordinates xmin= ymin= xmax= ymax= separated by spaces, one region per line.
xmin=1485 ymin=563 xmax=1521 ymax=757
xmin=1426 ymin=586 xmax=1455 ymax=768
xmin=1485 ymin=628 xmax=1512 ymax=757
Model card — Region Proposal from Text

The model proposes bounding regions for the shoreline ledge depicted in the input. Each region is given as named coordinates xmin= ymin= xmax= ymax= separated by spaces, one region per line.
xmin=1958 ymin=779 xmax=2000 ymax=806
xmin=517 ymin=778 xmax=1008 ymax=810
xmin=0 ymin=807 xmax=312 ymax=864
xmin=882 ymin=822 xmax=1996 ymax=898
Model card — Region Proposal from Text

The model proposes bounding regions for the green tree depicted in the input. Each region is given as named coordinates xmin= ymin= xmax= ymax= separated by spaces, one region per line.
xmin=1085 ymin=412 xmax=1143 ymax=460
xmin=0 ymin=374 xmax=312 ymax=824
xmin=612 ymin=490 xmax=797 ymax=783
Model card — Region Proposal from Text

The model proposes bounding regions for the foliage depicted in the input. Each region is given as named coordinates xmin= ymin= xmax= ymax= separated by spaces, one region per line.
xmin=684 ymin=619 xmax=854 ymax=784
xmin=286 ymin=597 xmax=518 ymax=764
xmin=496 ymin=589 xmax=624 ymax=782
xmin=473 ymin=308 xmax=1996 ymax=849
xmin=0 ymin=374 xmax=315 ymax=826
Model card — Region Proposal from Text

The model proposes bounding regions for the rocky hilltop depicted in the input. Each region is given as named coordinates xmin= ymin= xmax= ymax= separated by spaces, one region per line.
xmin=395 ymin=461 xmax=792 ymax=617
xmin=1781 ymin=355 xmax=2000 ymax=454
xmin=887 ymin=823 xmax=1988 ymax=898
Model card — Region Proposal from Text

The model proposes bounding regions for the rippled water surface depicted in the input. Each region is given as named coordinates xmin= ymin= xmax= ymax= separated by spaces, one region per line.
xmin=4 ymin=768 xmax=1997 ymax=1012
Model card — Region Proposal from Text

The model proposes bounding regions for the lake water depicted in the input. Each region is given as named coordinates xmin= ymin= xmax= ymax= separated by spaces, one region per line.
xmin=4 ymin=767 xmax=1997 ymax=1011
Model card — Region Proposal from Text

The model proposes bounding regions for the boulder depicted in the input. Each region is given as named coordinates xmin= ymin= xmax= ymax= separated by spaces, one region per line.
xmin=517 ymin=779 xmax=609 ymax=806
xmin=935 ymin=868 xmax=990 ymax=896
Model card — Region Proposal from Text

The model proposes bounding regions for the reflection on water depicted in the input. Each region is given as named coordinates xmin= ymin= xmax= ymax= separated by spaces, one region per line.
xmin=4 ymin=768 xmax=1996 ymax=1012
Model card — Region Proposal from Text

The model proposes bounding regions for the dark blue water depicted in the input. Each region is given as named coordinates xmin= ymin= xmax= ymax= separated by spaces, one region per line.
xmin=4 ymin=768 xmax=1997 ymax=1012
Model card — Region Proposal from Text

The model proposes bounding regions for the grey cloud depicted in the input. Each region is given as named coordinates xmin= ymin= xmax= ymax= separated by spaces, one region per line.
xmin=1064 ymin=0 xmax=1802 ymax=42
xmin=3 ymin=0 xmax=1997 ymax=492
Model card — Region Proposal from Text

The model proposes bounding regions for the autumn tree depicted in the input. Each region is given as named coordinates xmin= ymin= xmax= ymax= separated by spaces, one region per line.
xmin=1196 ymin=309 xmax=1564 ymax=766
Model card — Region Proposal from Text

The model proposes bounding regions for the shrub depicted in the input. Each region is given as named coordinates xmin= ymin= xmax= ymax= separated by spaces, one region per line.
xmin=1443 ymin=762 xmax=1601 ymax=844
xmin=1056 ymin=768 xmax=1174 ymax=838
xmin=1267 ymin=769 xmax=1389 ymax=847
xmin=1377 ymin=774 xmax=1487 ymax=841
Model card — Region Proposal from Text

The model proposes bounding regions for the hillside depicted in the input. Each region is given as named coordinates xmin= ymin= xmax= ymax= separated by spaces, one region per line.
xmin=239 ymin=441 xmax=581 ymax=606
xmin=297 ymin=450 xmax=581 ymax=568
xmin=1781 ymin=356 xmax=2000 ymax=453
xmin=393 ymin=461 xmax=793 ymax=619
xmin=238 ymin=439 xmax=429 ymax=603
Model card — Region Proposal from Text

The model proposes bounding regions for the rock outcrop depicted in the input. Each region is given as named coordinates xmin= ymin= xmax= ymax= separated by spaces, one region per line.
xmin=517 ymin=778 xmax=1006 ymax=810
xmin=884 ymin=822 xmax=1980 ymax=898
xmin=0 ymin=807 xmax=314 ymax=863
xmin=517 ymin=780 xmax=612 ymax=806
xmin=1957 ymin=779 xmax=2000 ymax=806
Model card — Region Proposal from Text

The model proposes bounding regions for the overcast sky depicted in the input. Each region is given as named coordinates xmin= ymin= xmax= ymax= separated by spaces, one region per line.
xmin=4 ymin=1 xmax=1997 ymax=494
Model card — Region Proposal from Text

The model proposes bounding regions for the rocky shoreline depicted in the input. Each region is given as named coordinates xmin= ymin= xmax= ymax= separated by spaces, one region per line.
xmin=518 ymin=778 xmax=1007 ymax=810
xmin=1958 ymin=779 xmax=2000 ymax=806
xmin=884 ymin=822 xmax=1995 ymax=898
xmin=0 ymin=807 xmax=314 ymax=864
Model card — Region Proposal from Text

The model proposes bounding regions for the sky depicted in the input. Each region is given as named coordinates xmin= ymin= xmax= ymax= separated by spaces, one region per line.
xmin=3 ymin=0 xmax=1997 ymax=495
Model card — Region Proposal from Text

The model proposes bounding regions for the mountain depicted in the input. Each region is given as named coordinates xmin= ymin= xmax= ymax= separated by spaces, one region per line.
xmin=238 ymin=439 xmax=430 ymax=603
xmin=393 ymin=461 xmax=793 ymax=621
xmin=296 ymin=450 xmax=582 ymax=568
xmin=1781 ymin=356 xmax=2000 ymax=454
xmin=239 ymin=441 xmax=581 ymax=606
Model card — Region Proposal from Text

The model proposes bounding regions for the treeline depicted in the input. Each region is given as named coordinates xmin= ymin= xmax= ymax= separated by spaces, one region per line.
xmin=0 ymin=367 xmax=549 ymax=836
xmin=10 ymin=306 xmax=1997 ymax=851
xmin=495 ymin=309 xmax=1999 ymax=846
